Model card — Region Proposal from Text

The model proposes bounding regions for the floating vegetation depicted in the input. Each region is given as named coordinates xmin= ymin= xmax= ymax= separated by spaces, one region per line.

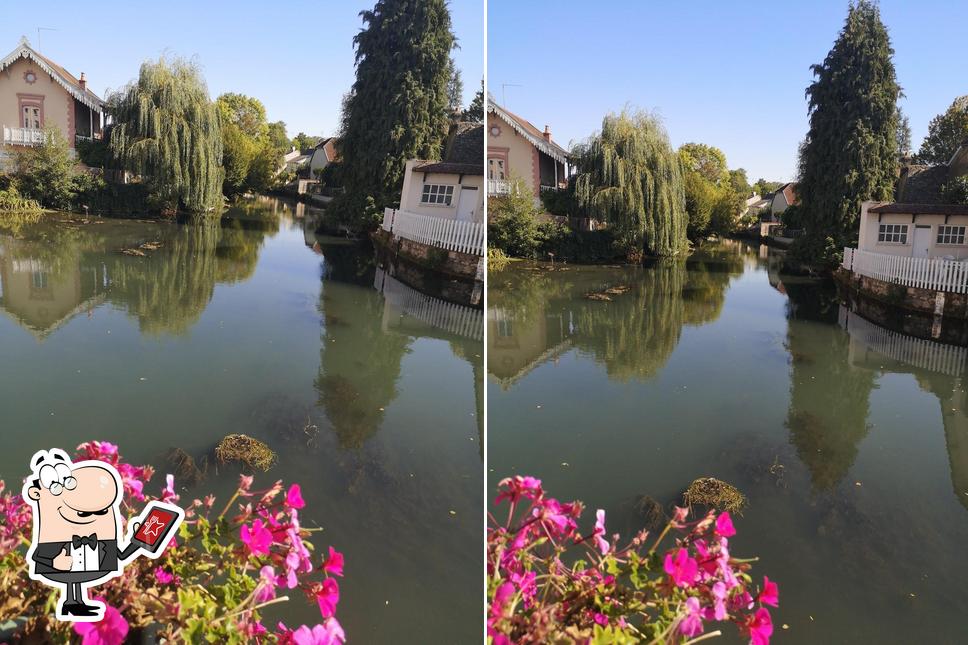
xmin=215 ymin=434 xmax=277 ymax=471
xmin=120 ymin=241 xmax=164 ymax=256
xmin=604 ymin=285 xmax=630 ymax=295
xmin=683 ymin=477 xmax=747 ymax=514
xmin=165 ymin=448 xmax=206 ymax=486
xmin=633 ymin=494 xmax=667 ymax=532
xmin=121 ymin=248 xmax=146 ymax=256
xmin=585 ymin=292 xmax=612 ymax=301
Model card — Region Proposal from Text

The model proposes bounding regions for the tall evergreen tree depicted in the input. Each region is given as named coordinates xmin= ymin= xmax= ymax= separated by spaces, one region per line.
xmin=462 ymin=80 xmax=484 ymax=123
xmin=336 ymin=0 xmax=455 ymax=222
xmin=796 ymin=0 xmax=899 ymax=258
xmin=573 ymin=110 xmax=688 ymax=257
xmin=109 ymin=57 xmax=223 ymax=213
xmin=446 ymin=57 xmax=464 ymax=113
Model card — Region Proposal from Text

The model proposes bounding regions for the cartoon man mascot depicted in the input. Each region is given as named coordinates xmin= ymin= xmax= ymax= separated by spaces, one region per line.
xmin=22 ymin=448 xmax=184 ymax=622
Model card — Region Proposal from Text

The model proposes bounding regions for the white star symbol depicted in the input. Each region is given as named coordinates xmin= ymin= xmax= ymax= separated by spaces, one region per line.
xmin=142 ymin=517 xmax=163 ymax=539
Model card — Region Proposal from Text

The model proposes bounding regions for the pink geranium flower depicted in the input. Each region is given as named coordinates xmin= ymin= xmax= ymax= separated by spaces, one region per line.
xmin=256 ymin=565 xmax=281 ymax=602
xmin=758 ymin=576 xmax=779 ymax=607
xmin=240 ymin=519 xmax=273 ymax=556
xmin=73 ymin=603 xmax=129 ymax=645
xmin=316 ymin=578 xmax=340 ymax=618
xmin=679 ymin=596 xmax=703 ymax=637
xmin=323 ymin=546 xmax=344 ymax=577
xmin=746 ymin=607 xmax=773 ymax=645
xmin=593 ymin=509 xmax=610 ymax=555
xmin=663 ymin=548 xmax=699 ymax=588
xmin=715 ymin=512 xmax=736 ymax=537
xmin=286 ymin=484 xmax=306 ymax=509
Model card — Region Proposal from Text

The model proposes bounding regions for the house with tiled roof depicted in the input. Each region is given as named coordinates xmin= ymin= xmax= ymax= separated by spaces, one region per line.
xmin=486 ymin=94 xmax=569 ymax=203
xmin=308 ymin=137 xmax=341 ymax=176
xmin=771 ymin=182 xmax=798 ymax=216
xmin=0 ymin=37 xmax=104 ymax=159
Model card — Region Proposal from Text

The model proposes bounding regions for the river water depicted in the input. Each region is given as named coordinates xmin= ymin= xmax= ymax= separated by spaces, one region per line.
xmin=488 ymin=240 xmax=968 ymax=643
xmin=0 ymin=197 xmax=483 ymax=643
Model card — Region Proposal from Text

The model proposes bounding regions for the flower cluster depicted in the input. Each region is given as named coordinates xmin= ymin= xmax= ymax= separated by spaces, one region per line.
xmin=488 ymin=475 xmax=778 ymax=644
xmin=0 ymin=442 xmax=345 ymax=644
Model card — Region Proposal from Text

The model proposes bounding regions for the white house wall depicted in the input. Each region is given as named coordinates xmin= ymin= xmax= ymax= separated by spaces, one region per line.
xmin=400 ymin=160 xmax=484 ymax=222
xmin=859 ymin=201 xmax=968 ymax=260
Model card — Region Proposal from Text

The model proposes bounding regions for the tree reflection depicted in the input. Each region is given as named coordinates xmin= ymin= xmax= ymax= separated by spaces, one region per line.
xmin=315 ymin=246 xmax=411 ymax=448
xmin=783 ymin=282 xmax=877 ymax=490
xmin=0 ymin=210 xmax=273 ymax=338
xmin=487 ymin=244 xmax=747 ymax=385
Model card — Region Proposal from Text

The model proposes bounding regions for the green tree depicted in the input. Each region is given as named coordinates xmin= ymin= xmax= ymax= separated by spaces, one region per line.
xmin=729 ymin=168 xmax=751 ymax=196
xmin=221 ymin=122 xmax=259 ymax=195
xmin=679 ymin=143 xmax=729 ymax=185
xmin=216 ymin=93 xmax=268 ymax=139
xmin=292 ymin=132 xmax=321 ymax=152
xmin=462 ymin=79 xmax=484 ymax=122
xmin=573 ymin=109 xmax=688 ymax=257
xmin=709 ymin=189 xmax=745 ymax=236
xmin=916 ymin=96 xmax=968 ymax=165
xmin=13 ymin=127 xmax=78 ymax=209
xmin=488 ymin=177 xmax=544 ymax=258
xmin=336 ymin=0 xmax=456 ymax=222
xmin=896 ymin=106 xmax=912 ymax=158
xmin=267 ymin=121 xmax=291 ymax=152
xmin=109 ymin=57 xmax=224 ymax=213
xmin=446 ymin=57 xmax=464 ymax=113
xmin=796 ymin=0 xmax=900 ymax=259
xmin=682 ymin=171 xmax=716 ymax=239
xmin=752 ymin=178 xmax=781 ymax=197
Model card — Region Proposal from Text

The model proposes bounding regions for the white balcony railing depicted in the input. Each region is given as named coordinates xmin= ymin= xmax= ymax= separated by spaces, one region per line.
xmin=2 ymin=126 xmax=47 ymax=146
xmin=843 ymin=247 xmax=968 ymax=294
xmin=382 ymin=208 xmax=485 ymax=256
xmin=487 ymin=179 xmax=511 ymax=196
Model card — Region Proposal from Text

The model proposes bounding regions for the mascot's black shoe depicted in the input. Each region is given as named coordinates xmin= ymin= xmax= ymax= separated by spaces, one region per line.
xmin=62 ymin=602 xmax=99 ymax=617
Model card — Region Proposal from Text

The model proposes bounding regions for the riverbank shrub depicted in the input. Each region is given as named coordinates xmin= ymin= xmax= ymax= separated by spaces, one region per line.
xmin=0 ymin=441 xmax=345 ymax=644
xmin=488 ymin=476 xmax=778 ymax=643
xmin=0 ymin=185 xmax=42 ymax=213
xmin=488 ymin=186 xmax=544 ymax=258
xmin=487 ymin=247 xmax=510 ymax=271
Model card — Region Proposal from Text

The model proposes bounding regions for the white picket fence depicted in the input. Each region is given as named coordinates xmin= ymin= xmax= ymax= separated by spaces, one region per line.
xmin=374 ymin=267 xmax=483 ymax=340
xmin=382 ymin=208 xmax=484 ymax=256
xmin=843 ymin=247 xmax=968 ymax=294
xmin=840 ymin=307 xmax=967 ymax=377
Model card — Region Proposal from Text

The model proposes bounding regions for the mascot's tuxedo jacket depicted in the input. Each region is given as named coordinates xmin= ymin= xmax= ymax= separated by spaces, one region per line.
xmin=32 ymin=537 xmax=139 ymax=578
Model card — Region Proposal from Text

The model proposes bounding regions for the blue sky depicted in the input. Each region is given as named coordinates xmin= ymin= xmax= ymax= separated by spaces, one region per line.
xmin=1 ymin=0 xmax=484 ymax=140
xmin=488 ymin=0 xmax=968 ymax=183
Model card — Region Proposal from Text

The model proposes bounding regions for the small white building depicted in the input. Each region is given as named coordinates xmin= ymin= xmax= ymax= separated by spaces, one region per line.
xmin=857 ymin=201 xmax=968 ymax=260
xmin=308 ymin=137 xmax=339 ymax=177
xmin=380 ymin=123 xmax=485 ymax=258
xmin=771 ymin=182 xmax=798 ymax=216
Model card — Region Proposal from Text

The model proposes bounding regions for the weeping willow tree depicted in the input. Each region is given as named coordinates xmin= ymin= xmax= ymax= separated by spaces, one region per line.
xmin=109 ymin=57 xmax=224 ymax=214
xmin=573 ymin=110 xmax=688 ymax=258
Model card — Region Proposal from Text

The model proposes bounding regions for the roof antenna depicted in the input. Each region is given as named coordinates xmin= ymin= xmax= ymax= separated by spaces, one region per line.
xmin=501 ymin=83 xmax=522 ymax=109
xmin=36 ymin=27 xmax=57 ymax=51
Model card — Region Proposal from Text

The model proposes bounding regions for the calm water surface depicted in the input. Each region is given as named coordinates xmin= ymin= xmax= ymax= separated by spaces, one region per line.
xmin=488 ymin=240 xmax=968 ymax=644
xmin=0 ymin=198 xmax=483 ymax=643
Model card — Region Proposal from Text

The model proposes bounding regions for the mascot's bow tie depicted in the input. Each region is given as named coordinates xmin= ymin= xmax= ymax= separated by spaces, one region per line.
xmin=72 ymin=534 xmax=98 ymax=549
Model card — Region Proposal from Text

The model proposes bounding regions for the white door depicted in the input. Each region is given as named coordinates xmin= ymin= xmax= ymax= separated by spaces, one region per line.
xmin=456 ymin=186 xmax=478 ymax=222
xmin=913 ymin=225 xmax=932 ymax=258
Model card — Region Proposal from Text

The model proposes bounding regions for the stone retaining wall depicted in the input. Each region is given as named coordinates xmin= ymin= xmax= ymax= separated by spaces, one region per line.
xmin=372 ymin=229 xmax=483 ymax=281
xmin=835 ymin=268 xmax=968 ymax=320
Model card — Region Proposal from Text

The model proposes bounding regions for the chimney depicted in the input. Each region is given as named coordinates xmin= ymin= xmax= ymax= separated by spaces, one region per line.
xmin=543 ymin=125 xmax=552 ymax=142
xmin=79 ymin=73 xmax=87 ymax=90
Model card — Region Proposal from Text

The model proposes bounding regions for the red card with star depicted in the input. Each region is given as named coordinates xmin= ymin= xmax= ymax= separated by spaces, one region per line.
xmin=132 ymin=504 xmax=179 ymax=552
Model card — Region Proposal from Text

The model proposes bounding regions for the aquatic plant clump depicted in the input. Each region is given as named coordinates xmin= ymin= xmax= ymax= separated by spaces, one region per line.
xmin=488 ymin=475 xmax=777 ymax=643
xmin=0 ymin=441 xmax=344 ymax=643
xmin=684 ymin=477 xmax=747 ymax=514
xmin=216 ymin=434 xmax=278 ymax=471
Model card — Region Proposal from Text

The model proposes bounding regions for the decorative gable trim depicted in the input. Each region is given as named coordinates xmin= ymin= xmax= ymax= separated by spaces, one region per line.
xmin=1 ymin=39 xmax=104 ymax=111
xmin=487 ymin=100 xmax=569 ymax=165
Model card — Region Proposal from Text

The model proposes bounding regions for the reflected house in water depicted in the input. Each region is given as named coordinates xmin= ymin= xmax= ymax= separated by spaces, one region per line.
xmin=487 ymin=306 xmax=572 ymax=389
xmin=0 ymin=242 xmax=107 ymax=339
xmin=839 ymin=307 xmax=968 ymax=511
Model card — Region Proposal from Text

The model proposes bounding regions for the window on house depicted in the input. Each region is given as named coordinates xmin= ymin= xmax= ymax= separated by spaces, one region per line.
xmin=31 ymin=271 xmax=48 ymax=289
xmin=22 ymin=105 xmax=41 ymax=129
xmin=937 ymin=225 xmax=966 ymax=245
xmin=878 ymin=224 xmax=908 ymax=244
xmin=488 ymin=158 xmax=506 ymax=180
xmin=420 ymin=184 xmax=454 ymax=206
